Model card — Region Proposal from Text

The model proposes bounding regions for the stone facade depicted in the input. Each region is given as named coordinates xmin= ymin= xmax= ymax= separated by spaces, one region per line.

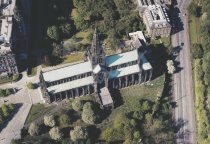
xmin=40 ymin=30 xmax=153 ymax=109
xmin=143 ymin=4 xmax=171 ymax=37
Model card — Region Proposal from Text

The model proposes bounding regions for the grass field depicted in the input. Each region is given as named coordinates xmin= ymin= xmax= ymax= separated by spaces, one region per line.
xmin=75 ymin=31 xmax=92 ymax=45
xmin=25 ymin=104 xmax=55 ymax=125
xmin=62 ymin=52 xmax=84 ymax=64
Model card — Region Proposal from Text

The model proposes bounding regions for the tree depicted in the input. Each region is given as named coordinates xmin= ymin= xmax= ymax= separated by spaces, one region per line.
xmin=72 ymin=99 xmax=84 ymax=111
xmin=188 ymin=2 xmax=199 ymax=17
xmin=133 ymin=130 xmax=141 ymax=139
xmin=61 ymin=139 xmax=74 ymax=144
xmin=191 ymin=43 xmax=203 ymax=59
xmin=43 ymin=55 xmax=51 ymax=66
xmin=13 ymin=6 xmax=23 ymax=22
xmin=52 ymin=43 xmax=63 ymax=57
xmin=44 ymin=115 xmax=56 ymax=127
xmin=28 ymin=123 xmax=39 ymax=136
xmin=1 ymin=104 xmax=9 ymax=117
xmin=0 ymin=112 xmax=4 ymax=124
xmin=101 ymin=128 xmax=113 ymax=142
xmin=10 ymin=139 xmax=20 ymax=144
xmin=59 ymin=114 xmax=70 ymax=126
xmin=59 ymin=23 xmax=72 ymax=37
xmin=8 ymin=103 xmax=15 ymax=111
xmin=166 ymin=60 xmax=175 ymax=74
xmin=27 ymin=82 xmax=35 ymax=89
xmin=49 ymin=127 xmax=63 ymax=140
xmin=70 ymin=126 xmax=88 ymax=141
xmin=47 ymin=26 xmax=60 ymax=41
xmin=141 ymin=100 xmax=152 ymax=112
xmin=5 ymin=89 xmax=11 ymax=96
xmin=0 ymin=89 xmax=6 ymax=97
xmin=123 ymin=139 xmax=133 ymax=144
xmin=82 ymin=102 xmax=98 ymax=124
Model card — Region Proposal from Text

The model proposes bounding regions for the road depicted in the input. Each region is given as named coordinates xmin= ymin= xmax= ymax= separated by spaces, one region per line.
xmin=171 ymin=0 xmax=196 ymax=143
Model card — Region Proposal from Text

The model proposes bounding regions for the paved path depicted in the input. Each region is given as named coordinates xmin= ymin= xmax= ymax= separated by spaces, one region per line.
xmin=171 ymin=0 xmax=196 ymax=143
xmin=0 ymin=103 xmax=32 ymax=144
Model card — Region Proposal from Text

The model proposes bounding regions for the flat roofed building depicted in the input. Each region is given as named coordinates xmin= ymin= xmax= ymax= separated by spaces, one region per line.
xmin=143 ymin=4 xmax=171 ymax=37
xmin=40 ymin=30 xmax=153 ymax=108
xmin=99 ymin=87 xmax=114 ymax=110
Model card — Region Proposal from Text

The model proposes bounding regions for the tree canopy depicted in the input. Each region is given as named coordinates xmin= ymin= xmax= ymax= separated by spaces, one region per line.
xmin=47 ymin=26 xmax=60 ymax=41
xmin=70 ymin=126 xmax=88 ymax=141
xmin=82 ymin=102 xmax=99 ymax=124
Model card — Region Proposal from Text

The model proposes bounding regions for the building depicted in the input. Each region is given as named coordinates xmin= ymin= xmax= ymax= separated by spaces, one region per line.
xmin=137 ymin=0 xmax=155 ymax=15
xmin=0 ymin=0 xmax=18 ymax=79
xmin=40 ymin=29 xmax=153 ymax=109
xmin=143 ymin=4 xmax=171 ymax=37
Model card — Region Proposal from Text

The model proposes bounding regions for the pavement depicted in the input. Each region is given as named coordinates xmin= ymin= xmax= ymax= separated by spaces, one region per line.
xmin=0 ymin=65 xmax=43 ymax=144
xmin=171 ymin=0 xmax=196 ymax=143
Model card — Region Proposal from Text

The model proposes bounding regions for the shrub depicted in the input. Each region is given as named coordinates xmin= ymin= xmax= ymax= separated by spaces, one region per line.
xmin=44 ymin=115 xmax=56 ymax=127
xmin=49 ymin=127 xmax=63 ymax=140
xmin=28 ymin=123 xmax=39 ymax=136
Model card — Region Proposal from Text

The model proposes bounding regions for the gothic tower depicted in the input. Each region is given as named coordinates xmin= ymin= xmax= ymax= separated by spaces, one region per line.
xmin=89 ymin=28 xmax=105 ymax=68
xmin=87 ymin=29 xmax=108 ymax=92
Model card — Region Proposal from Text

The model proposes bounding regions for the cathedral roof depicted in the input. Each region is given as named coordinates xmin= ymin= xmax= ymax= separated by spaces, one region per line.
xmin=105 ymin=49 xmax=139 ymax=67
xmin=99 ymin=87 xmax=113 ymax=106
xmin=108 ymin=64 xmax=141 ymax=79
xmin=42 ymin=61 xmax=92 ymax=83
xmin=47 ymin=76 xmax=94 ymax=94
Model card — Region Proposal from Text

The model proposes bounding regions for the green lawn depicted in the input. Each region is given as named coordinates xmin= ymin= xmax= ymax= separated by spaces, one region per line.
xmin=61 ymin=52 xmax=84 ymax=64
xmin=99 ymin=75 xmax=164 ymax=131
xmin=0 ymin=77 xmax=13 ymax=85
xmin=25 ymin=104 xmax=55 ymax=125
xmin=151 ymin=37 xmax=170 ymax=47
xmin=189 ymin=15 xmax=200 ymax=44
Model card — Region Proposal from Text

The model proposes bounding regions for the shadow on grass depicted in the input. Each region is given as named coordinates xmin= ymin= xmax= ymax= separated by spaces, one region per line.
xmin=110 ymin=89 xmax=124 ymax=108
xmin=67 ymin=109 xmax=81 ymax=123
xmin=88 ymin=125 xmax=101 ymax=143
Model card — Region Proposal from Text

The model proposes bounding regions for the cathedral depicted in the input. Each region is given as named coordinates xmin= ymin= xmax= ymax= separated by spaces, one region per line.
xmin=39 ymin=29 xmax=153 ymax=109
